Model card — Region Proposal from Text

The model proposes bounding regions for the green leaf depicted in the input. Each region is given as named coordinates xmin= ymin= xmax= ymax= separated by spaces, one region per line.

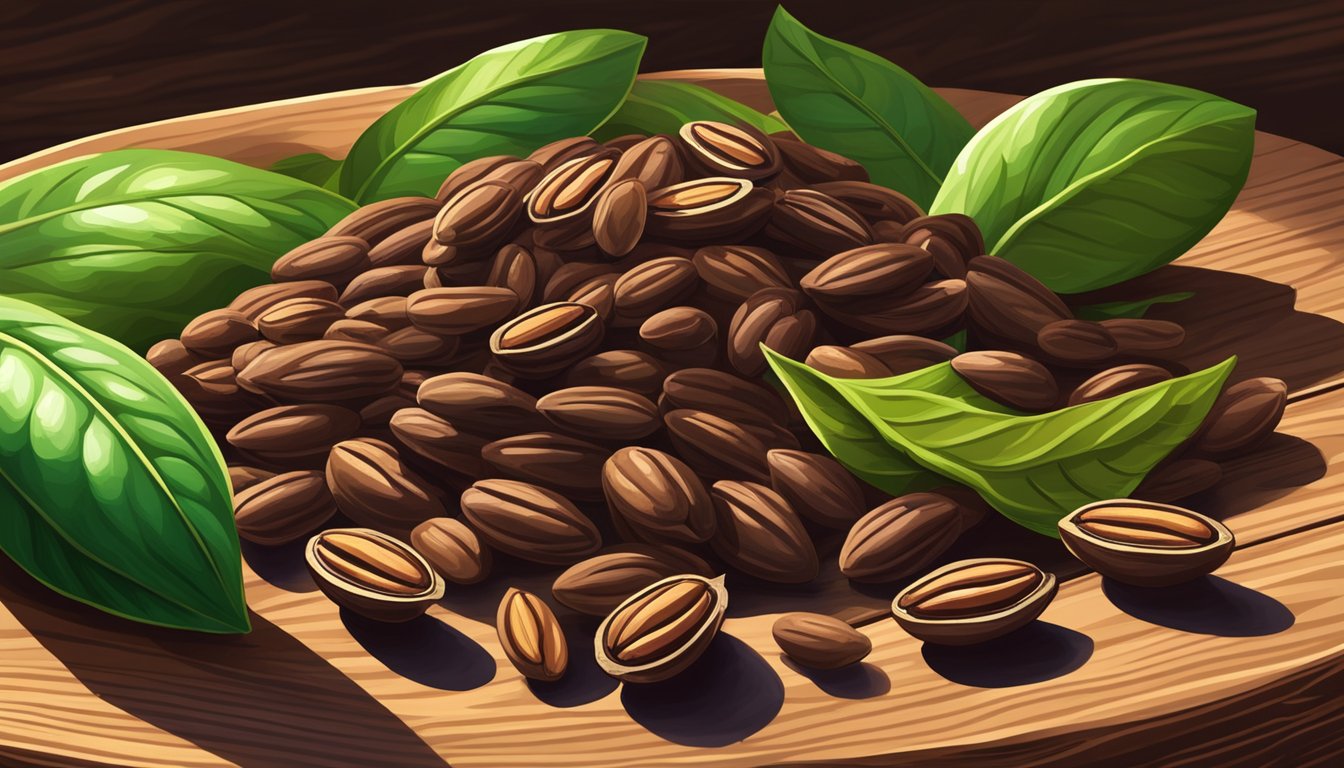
xmin=269 ymin=152 xmax=341 ymax=187
xmin=931 ymin=79 xmax=1255 ymax=294
xmin=1075 ymin=291 xmax=1194 ymax=321
xmin=762 ymin=7 xmax=973 ymax=208
xmin=337 ymin=30 xmax=646 ymax=203
xmin=765 ymin=356 xmax=946 ymax=497
xmin=765 ymin=349 xmax=1233 ymax=536
xmin=0 ymin=297 xmax=248 ymax=633
xmin=590 ymin=80 xmax=787 ymax=141
xmin=941 ymin=329 xmax=968 ymax=352
xmin=0 ymin=149 xmax=356 ymax=353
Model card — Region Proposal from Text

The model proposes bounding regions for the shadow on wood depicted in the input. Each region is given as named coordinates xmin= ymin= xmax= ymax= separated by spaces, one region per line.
xmin=920 ymin=621 xmax=1094 ymax=688
xmin=341 ymin=608 xmax=496 ymax=691
xmin=1204 ymin=433 xmax=1329 ymax=522
xmin=241 ymin=538 xmax=316 ymax=593
xmin=1102 ymin=575 xmax=1295 ymax=637
xmin=0 ymin=559 xmax=446 ymax=768
xmin=1069 ymin=265 xmax=1344 ymax=390
xmin=782 ymin=658 xmax=892 ymax=700
xmin=524 ymin=610 xmax=618 ymax=707
xmin=621 ymin=632 xmax=783 ymax=747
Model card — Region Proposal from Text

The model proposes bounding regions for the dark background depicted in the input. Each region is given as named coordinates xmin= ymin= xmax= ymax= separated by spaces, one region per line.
xmin=3 ymin=0 xmax=1342 ymax=163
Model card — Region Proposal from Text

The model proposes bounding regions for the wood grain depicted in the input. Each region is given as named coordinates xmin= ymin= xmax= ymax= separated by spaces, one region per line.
xmin=0 ymin=74 xmax=1341 ymax=767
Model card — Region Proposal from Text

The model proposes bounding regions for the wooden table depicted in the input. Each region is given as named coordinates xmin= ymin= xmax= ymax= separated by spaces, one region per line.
xmin=0 ymin=71 xmax=1341 ymax=768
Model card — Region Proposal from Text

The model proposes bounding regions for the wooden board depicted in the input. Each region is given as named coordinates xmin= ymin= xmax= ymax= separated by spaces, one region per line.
xmin=0 ymin=71 xmax=1341 ymax=767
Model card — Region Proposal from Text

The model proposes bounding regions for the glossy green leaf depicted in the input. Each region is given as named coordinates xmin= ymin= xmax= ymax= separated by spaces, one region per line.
xmin=765 ymin=349 xmax=1233 ymax=536
xmin=0 ymin=297 xmax=248 ymax=633
xmin=337 ymin=30 xmax=646 ymax=203
xmin=0 ymin=149 xmax=356 ymax=352
xmin=931 ymin=79 xmax=1255 ymax=293
xmin=590 ymin=80 xmax=787 ymax=141
xmin=1075 ymin=291 xmax=1194 ymax=321
xmin=766 ymin=357 xmax=945 ymax=497
xmin=269 ymin=152 xmax=341 ymax=187
xmin=762 ymin=7 xmax=973 ymax=208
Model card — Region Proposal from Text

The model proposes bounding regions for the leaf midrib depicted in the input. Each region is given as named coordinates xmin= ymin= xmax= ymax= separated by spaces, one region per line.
xmin=0 ymin=190 xmax=336 ymax=240
xmin=770 ymin=24 xmax=943 ymax=188
xmin=992 ymin=105 xmax=1249 ymax=255
xmin=352 ymin=36 xmax=642 ymax=201
xmin=0 ymin=328 xmax=234 ymax=621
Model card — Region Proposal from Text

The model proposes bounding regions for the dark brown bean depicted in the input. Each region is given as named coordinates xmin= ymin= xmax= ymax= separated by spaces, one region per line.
xmin=661 ymin=368 xmax=789 ymax=428
xmin=271 ymin=236 xmax=370 ymax=288
xmin=228 ymin=465 xmax=276 ymax=494
xmin=411 ymin=517 xmax=492 ymax=585
xmin=951 ymin=351 xmax=1059 ymax=412
xmin=375 ymin=326 xmax=459 ymax=364
xmin=460 ymin=478 xmax=601 ymax=564
xmin=849 ymin=335 xmax=959 ymax=375
xmin=664 ymin=409 xmax=772 ymax=483
xmin=710 ymin=480 xmax=818 ymax=583
xmin=774 ymin=140 xmax=869 ymax=185
xmin=326 ymin=438 xmax=446 ymax=532
xmin=233 ymin=470 xmax=337 ymax=546
xmin=819 ymin=279 xmax=966 ymax=337
xmin=325 ymin=197 xmax=441 ymax=245
xmin=176 ymin=359 xmax=272 ymax=422
xmin=406 ymin=286 xmax=519 ymax=335
xmin=481 ymin=432 xmax=611 ymax=500
xmin=227 ymin=404 xmax=361 ymax=464
xmin=812 ymin=180 xmax=921 ymax=224
xmin=432 ymin=180 xmax=523 ymax=252
xmin=256 ymin=297 xmax=345 ymax=344
xmin=1192 ymin=377 xmax=1287 ymax=458
xmin=528 ymin=137 xmax=603 ymax=173
xmin=339 ymin=265 xmax=430 ymax=306
xmin=416 ymin=371 xmax=544 ymax=435
xmin=609 ymin=135 xmax=684 ymax=190
xmin=639 ymin=307 xmax=719 ymax=366
xmin=229 ymin=280 xmax=339 ymax=323
xmin=804 ymin=345 xmax=893 ymax=378
xmin=612 ymin=256 xmax=699 ymax=325
xmin=564 ymin=350 xmax=666 ymax=398
xmin=767 ymin=449 xmax=867 ymax=529
xmin=1037 ymin=319 xmax=1119 ymax=364
xmin=727 ymin=288 xmax=816 ymax=377
xmin=764 ymin=188 xmax=873 ymax=256
xmin=367 ymin=219 xmax=434 ymax=267
xmin=901 ymin=214 xmax=984 ymax=278
xmin=602 ymin=447 xmax=716 ymax=544
xmin=1068 ymin=364 xmax=1173 ymax=406
xmin=592 ymin=178 xmax=647 ymax=258
xmin=486 ymin=244 xmax=540 ymax=310
xmin=800 ymin=243 xmax=934 ymax=306
xmin=839 ymin=493 xmax=970 ymax=582
xmin=147 ymin=338 xmax=206 ymax=379
xmin=344 ymin=295 xmax=411 ymax=330
xmin=388 ymin=407 xmax=488 ymax=477
xmin=692 ymin=245 xmax=792 ymax=302
xmin=536 ymin=386 xmax=662 ymax=441
xmin=180 ymin=309 xmax=259 ymax=358
xmin=238 ymin=340 xmax=403 ymax=402
xmin=1101 ymin=319 xmax=1186 ymax=353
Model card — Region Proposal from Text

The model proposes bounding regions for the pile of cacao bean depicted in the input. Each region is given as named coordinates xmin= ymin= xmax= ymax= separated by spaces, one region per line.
xmin=148 ymin=120 xmax=1287 ymax=639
